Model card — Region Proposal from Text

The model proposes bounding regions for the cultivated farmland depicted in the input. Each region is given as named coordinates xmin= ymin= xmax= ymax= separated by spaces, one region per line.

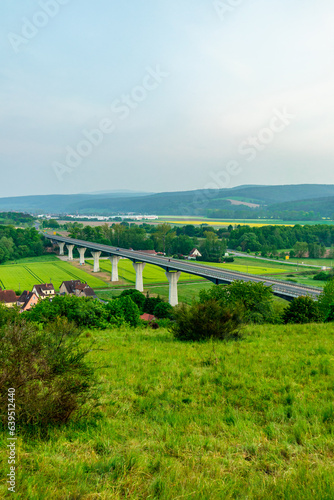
xmin=0 ymin=261 xmax=106 ymax=291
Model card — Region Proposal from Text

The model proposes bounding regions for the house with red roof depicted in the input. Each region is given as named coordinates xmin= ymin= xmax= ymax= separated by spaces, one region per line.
xmin=0 ymin=290 xmax=19 ymax=308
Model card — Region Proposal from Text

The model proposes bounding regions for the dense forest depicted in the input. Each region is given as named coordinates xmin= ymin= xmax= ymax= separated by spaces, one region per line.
xmin=0 ymin=212 xmax=34 ymax=226
xmin=0 ymin=226 xmax=47 ymax=264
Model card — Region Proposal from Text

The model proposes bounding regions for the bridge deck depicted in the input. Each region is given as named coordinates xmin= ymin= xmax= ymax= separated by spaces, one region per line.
xmin=44 ymin=234 xmax=322 ymax=300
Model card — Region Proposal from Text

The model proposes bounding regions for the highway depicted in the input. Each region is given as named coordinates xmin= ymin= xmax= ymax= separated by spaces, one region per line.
xmin=44 ymin=234 xmax=322 ymax=300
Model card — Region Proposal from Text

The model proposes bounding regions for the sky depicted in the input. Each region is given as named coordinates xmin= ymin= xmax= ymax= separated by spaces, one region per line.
xmin=1 ymin=0 xmax=334 ymax=197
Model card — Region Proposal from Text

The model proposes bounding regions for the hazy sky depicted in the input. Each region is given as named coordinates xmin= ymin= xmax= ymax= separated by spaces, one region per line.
xmin=1 ymin=0 xmax=334 ymax=197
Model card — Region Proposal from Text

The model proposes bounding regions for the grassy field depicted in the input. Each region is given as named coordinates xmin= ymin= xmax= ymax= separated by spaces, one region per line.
xmin=0 ymin=260 xmax=106 ymax=291
xmin=1 ymin=323 xmax=333 ymax=499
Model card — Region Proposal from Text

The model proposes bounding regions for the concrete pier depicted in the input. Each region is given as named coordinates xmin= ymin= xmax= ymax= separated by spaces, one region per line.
xmin=66 ymin=244 xmax=74 ymax=261
xmin=91 ymin=251 xmax=101 ymax=272
xmin=166 ymin=271 xmax=181 ymax=306
xmin=109 ymin=255 xmax=121 ymax=281
xmin=132 ymin=262 xmax=146 ymax=292
xmin=78 ymin=247 xmax=87 ymax=265
xmin=58 ymin=242 xmax=65 ymax=255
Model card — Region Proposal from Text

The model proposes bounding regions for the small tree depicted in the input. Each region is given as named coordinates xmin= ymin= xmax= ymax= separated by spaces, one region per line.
xmin=199 ymin=281 xmax=275 ymax=324
xmin=0 ymin=318 xmax=98 ymax=431
xmin=144 ymin=294 xmax=164 ymax=314
xmin=318 ymin=279 xmax=334 ymax=319
xmin=120 ymin=289 xmax=145 ymax=312
xmin=171 ymin=300 xmax=243 ymax=341
xmin=283 ymin=296 xmax=322 ymax=324
xmin=117 ymin=296 xmax=140 ymax=326
xmin=154 ymin=302 xmax=173 ymax=319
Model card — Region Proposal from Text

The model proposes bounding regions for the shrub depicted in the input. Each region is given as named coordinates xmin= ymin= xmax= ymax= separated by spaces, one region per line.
xmin=154 ymin=302 xmax=173 ymax=319
xmin=144 ymin=294 xmax=164 ymax=315
xmin=117 ymin=296 xmax=140 ymax=327
xmin=199 ymin=281 xmax=275 ymax=324
xmin=0 ymin=303 xmax=20 ymax=328
xmin=27 ymin=295 xmax=109 ymax=329
xmin=106 ymin=296 xmax=140 ymax=327
xmin=171 ymin=300 xmax=243 ymax=341
xmin=120 ymin=289 xmax=145 ymax=312
xmin=283 ymin=296 xmax=322 ymax=324
xmin=318 ymin=279 xmax=334 ymax=319
xmin=325 ymin=304 xmax=334 ymax=322
xmin=0 ymin=318 xmax=98 ymax=431
xmin=224 ymin=256 xmax=234 ymax=263
xmin=313 ymin=272 xmax=329 ymax=281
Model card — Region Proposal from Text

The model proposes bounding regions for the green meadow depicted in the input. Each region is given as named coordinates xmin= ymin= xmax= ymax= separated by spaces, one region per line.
xmin=1 ymin=323 xmax=333 ymax=499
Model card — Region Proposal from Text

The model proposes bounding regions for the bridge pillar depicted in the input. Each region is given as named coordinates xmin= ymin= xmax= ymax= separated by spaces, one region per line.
xmin=78 ymin=247 xmax=87 ymax=265
xmin=66 ymin=244 xmax=75 ymax=261
xmin=58 ymin=242 xmax=65 ymax=255
xmin=91 ymin=251 xmax=101 ymax=272
xmin=132 ymin=262 xmax=146 ymax=292
xmin=109 ymin=255 xmax=121 ymax=281
xmin=166 ymin=271 xmax=181 ymax=306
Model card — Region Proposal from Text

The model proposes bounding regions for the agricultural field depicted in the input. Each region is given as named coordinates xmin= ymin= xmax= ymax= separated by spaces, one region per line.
xmin=159 ymin=216 xmax=334 ymax=227
xmin=2 ymin=323 xmax=333 ymax=499
xmin=0 ymin=260 xmax=106 ymax=291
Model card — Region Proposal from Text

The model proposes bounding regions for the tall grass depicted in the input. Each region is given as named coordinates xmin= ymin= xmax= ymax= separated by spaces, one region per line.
xmin=1 ymin=323 xmax=333 ymax=499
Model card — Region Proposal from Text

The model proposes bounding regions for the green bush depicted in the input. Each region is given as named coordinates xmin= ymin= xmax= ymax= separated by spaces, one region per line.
xmin=171 ymin=300 xmax=243 ymax=341
xmin=0 ymin=303 xmax=20 ymax=328
xmin=313 ymin=272 xmax=329 ymax=281
xmin=153 ymin=302 xmax=173 ymax=319
xmin=224 ymin=256 xmax=234 ymax=263
xmin=0 ymin=318 xmax=98 ymax=431
xmin=283 ymin=296 xmax=322 ymax=324
xmin=318 ymin=279 xmax=334 ymax=319
xmin=27 ymin=295 xmax=109 ymax=329
xmin=199 ymin=281 xmax=276 ymax=324
xmin=144 ymin=294 xmax=164 ymax=315
xmin=120 ymin=289 xmax=145 ymax=312
xmin=106 ymin=296 xmax=140 ymax=327
xmin=117 ymin=296 xmax=140 ymax=327
xmin=325 ymin=304 xmax=334 ymax=322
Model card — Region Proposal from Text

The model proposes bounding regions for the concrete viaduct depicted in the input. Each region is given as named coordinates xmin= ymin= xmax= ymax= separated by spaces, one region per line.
xmin=45 ymin=234 xmax=322 ymax=306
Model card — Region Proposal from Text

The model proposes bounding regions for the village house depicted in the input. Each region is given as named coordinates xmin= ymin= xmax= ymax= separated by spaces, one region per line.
xmin=188 ymin=248 xmax=202 ymax=259
xmin=17 ymin=291 xmax=39 ymax=312
xmin=32 ymin=283 xmax=55 ymax=299
xmin=59 ymin=280 xmax=96 ymax=298
xmin=0 ymin=290 xmax=18 ymax=308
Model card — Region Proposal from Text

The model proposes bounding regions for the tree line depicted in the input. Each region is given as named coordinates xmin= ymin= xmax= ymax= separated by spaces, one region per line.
xmin=0 ymin=226 xmax=46 ymax=264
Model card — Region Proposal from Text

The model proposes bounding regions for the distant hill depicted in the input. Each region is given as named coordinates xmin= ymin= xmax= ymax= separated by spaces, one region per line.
xmin=0 ymin=185 xmax=334 ymax=218
xmin=0 ymin=191 xmax=151 ymax=214
xmin=270 ymin=195 xmax=334 ymax=218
